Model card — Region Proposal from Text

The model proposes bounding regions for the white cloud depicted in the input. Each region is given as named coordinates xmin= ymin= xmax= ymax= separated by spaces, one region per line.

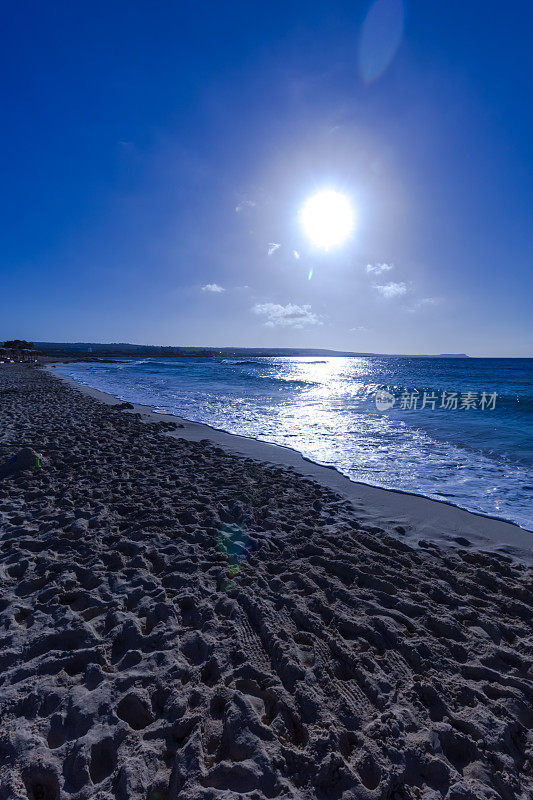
xmin=366 ymin=262 xmax=393 ymax=274
xmin=252 ymin=302 xmax=322 ymax=328
xmin=373 ymin=281 xmax=407 ymax=298
xmin=268 ymin=242 xmax=281 ymax=256
xmin=201 ymin=283 xmax=225 ymax=293
xmin=235 ymin=199 xmax=255 ymax=212
xmin=349 ymin=325 xmax=369 ymax=333
xmin=293 ymin=250 xmax=300 ymax=259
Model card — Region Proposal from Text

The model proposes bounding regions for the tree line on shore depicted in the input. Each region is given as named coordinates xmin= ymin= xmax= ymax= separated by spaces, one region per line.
xmin=1 ymin=340 xmax=35 ymax=350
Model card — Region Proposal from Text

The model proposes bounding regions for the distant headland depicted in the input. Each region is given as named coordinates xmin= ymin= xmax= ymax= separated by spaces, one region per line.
xmin=27 ymin=342 xmax=470 ymax=360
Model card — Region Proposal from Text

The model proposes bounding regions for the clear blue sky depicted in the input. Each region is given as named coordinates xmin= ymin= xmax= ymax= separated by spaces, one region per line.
xmin=1 ymin=1 xmax=532 ymax=355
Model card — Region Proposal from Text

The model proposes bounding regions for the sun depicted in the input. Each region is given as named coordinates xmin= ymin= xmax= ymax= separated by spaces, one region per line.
xmin=300 ymin=190 xmax=355 ymax=249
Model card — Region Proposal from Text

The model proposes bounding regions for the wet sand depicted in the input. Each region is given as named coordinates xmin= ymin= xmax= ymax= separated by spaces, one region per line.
xmin=0 ymin=364 xmax=532 ymax=800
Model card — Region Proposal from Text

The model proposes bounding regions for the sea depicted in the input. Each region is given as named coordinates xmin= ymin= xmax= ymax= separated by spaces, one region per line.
xmin=55 ymin=356 xmax=533 ymax=530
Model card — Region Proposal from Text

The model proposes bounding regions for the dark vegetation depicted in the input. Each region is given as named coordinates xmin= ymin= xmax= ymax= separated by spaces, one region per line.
xmin=2 ymin=340 xmax=35 ymax=350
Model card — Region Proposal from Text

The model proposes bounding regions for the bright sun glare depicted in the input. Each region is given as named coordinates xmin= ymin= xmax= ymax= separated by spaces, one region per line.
xmin=300 ymin=190 xmax=355 ymax=250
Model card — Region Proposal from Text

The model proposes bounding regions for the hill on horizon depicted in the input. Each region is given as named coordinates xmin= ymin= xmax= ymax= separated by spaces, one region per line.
xmin=32 ymin=342 xmax=470 ymax=358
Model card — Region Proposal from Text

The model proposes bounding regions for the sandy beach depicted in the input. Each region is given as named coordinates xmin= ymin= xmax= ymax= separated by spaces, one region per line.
xmin=1 ymin=364 xmax=532 ymax=800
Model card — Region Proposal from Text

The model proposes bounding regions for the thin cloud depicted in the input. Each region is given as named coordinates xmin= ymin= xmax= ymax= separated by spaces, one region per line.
xmin=201 ymin=283 xmax=225 ymax=293
xmin=407 ymin=296 xmax=444 ymax=312
xmin=252 ymin=302 xmax=322 ymax=328
xmin=268 ymin=242 xmax=281 ymax=256
xmin=373 ymin=281 xmax=407 ymax=298
xmin=366 ymin=262 xmax=393 ymax=274
xmin=235 ymin=199 xmax=256 ymax=212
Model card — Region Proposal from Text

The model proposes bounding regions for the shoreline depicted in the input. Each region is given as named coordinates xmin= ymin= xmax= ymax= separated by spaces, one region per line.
xmin=48 ymin=364 xmax=533 ymax=565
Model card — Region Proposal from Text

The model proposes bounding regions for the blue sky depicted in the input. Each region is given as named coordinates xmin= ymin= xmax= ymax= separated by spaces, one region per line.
xmin=1 ymin=1 xmax=532 ymax=356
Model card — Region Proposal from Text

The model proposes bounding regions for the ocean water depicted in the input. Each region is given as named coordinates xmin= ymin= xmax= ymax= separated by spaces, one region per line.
xmin=56 ymin=356 xmax=533 ymax=530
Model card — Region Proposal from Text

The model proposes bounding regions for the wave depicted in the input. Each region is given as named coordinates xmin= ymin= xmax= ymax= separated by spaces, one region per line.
xmin=124 ymin=359 xmax=190 ymax=370
xmin=221 ymin=358 xmax=330 ymax=366
xmin=220 ymin=359 xmax=264 ymax=366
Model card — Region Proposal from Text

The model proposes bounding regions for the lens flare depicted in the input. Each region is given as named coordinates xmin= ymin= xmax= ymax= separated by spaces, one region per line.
xmin=300 ymin=190 xmax=355 ymax=250
xmin=217 ymin=523 xmax=252 ymax=591
xmin=358 ymin=0 xmax=404 ymax=84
